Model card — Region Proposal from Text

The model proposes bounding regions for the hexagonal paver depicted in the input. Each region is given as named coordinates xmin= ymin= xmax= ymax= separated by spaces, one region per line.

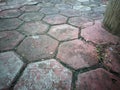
xmin=43 ymin=14 xmax=67 ymax=25
xmin=17 ymin=21 xmax=49 ymax=35
xmin=0 ymin=9 xmax=22 ymax=18
xmin=81 ymin=22 xmax=120 ymax=44
xmin=0 ymin=51 xmax=23 ymax=90
xmin=68 ymin=16 xmax=93 ymax=28
xmin=20 ymin=5 xmax=41 ymax=12
xmin=60 ymin=9 xmax=81 ymax=17
xmin=40 ymin=7 xmax=59 ymax=15
xmin=55 ymin=4 xmax=72 ymax=10
xmin=17 ymin=35 xmax=59 ymax=61
xmin=0 ymin=18 xmax=23 ymax=31
xmin=104 ymin=45 xmax=120 ymax=74
xmin=19 ymin=12 xmax=44 ymax=22
xmin=57 ymin=39 xmax=98 ymax=69
xmin=48 ymin=24 xmax=79 ymax=41
xmin=76 ymin=68 xmax=120 ymax=90
xmin=14 ymin=59 xmax=72 ymax=90
xmin=0 ymin=31 xmax=25 ymax=51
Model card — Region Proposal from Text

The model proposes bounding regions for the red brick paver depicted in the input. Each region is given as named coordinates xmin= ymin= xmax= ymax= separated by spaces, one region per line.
xmin=43 ymin=14 xmax=67 ymax=25
xmin=17 ymin=35 xmax=58 ymax=61
xmin=0 ymin=0 xmax=120 ymax=90
xmin=17 ymin=21 xmax=49 ymax=35
xmin=48 ymin=24 xmax=79 ymax=41
xmin=57 ymin=39 xmax=98 ymax=69
xmin=76 ymin=68 xmax=120 ymax=90
xmin=81 ymin=22 xmax=119 ymax=44
xmin=14 ymin=59 xmax=72 ymax=90
xmin=0 ymin=31 xmax=25 ymax=51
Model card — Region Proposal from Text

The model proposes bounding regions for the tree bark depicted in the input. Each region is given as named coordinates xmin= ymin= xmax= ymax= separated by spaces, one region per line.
xmin=103 ymin=0 xmax=120 ymax=37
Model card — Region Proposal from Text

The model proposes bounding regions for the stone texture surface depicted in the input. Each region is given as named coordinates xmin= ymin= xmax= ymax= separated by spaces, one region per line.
xmin=104 ymin=45 xmax=120 ymax=74
xmin=19 ymin=12 xmax=44 ymax=22
xmin=0 ymin=9 xmax=22 ymax=18
xmin=17 ymin=21 xmax=49 ymax=35
xmin=81 ymin=22 xmax=120 ymax=44
xmin=20 ymin=5 xmax=41 ymax=12
xmin=76 ymin=68 xmax=120 ymax=90
xmin=68 ymin=16 xmax=93 ymax=28
xmin=17 ymin=35 xmax=59 ymax=61
xmin=1 ymin=0 xmax=120 ymax=90
xmin=57 ymin=39 xmax=98 ymax=69
xmin=0 ymin=51 xmax=23 ymax=90
xmin=0 ymin=31 xmax=25 ymax=51
xmin=48 ymin=24 xmax=79 ymax=41
xmin=0 ymin=18 xmax=23 ymax=31
xmin=43 ymin=14 xmax=67 ymax=25
xmin=14 ymin=59 xmax=72 ymax=90
xmin=40 ymin=7 xmax=59 ymax=14
xmin=60 ymin=9 xmax=81 ymax=17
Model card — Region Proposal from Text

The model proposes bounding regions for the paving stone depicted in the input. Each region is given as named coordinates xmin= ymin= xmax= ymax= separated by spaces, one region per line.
xmin=76 ymin=68 xmax=120 ymax=90
xmin=19 ymin=12 xmax=44 ymax=22
xmin=57 ymin=39 xmax=98 ymax=69
xmin=73 ymin=5 xmax=91 ymax=11
xmin=104 ymin=45 xmax=120 ymax=74
xmin=40 ymin=7 xmax=59 ymax=15
xmin=81 ymin=22 xmax=120 ymax=44
xmin=92 ymin=5 xmax=107 ymax=14
xmin=37 ymin=2 xmax=54 ymax=8
xmin=43 ymin=14 xmax=67 ymax=25
xmin=48 ymin=24 xmax=79 ymax=41
xmin=0 ymin=9 xmax=22 ymax=18
xmin=89 ymin=11 xmax=104 ymax=20
xmin=14 ymin=59 xmax=72 ymax=90
xmin=0 ymin=31 xmax=25 ymax=51
xmin=60 ymin=9 xmax=81 ymax=17
xmin=55 ymin=4 xmax=72 ymax=10
xmin=0 ymin=51 xmax=23 ymax=90
xmin=0 ymin=18 xmax=23 ymax=31
xmin=20 ymin=5 xmax=41 ymax=12
xmin=17 ymin=35 xmax=59 ymax=61
xmin=17 ymin=21 xmax=49 ymax=35
xmin=7 ymin=0 xmax=38 ymax=6
xmin=68 ymin=16 xmax=93 ymax=28
xmin=49 ymin=0 xmax=62 ymax=4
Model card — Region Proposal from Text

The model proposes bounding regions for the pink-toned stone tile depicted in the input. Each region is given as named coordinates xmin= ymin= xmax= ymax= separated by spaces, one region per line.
xmin=14 ymin=59 xmax=72 ymax=90
xmin=17 ymin=35 xmax=59 ymax=61
xmin=43 ymin=14 xmax=67 ymax=25
xmin=48 ymin=24 xmax=79 ymax=41
xmin=17 ymin=21 xmax=49 ymax=35
xmin=81 ymin=22 xmax=119 ymax=44
xmin=0 ymin=31 xmax=25 ymax=51
xmin=57 ymin=39 xmax=98 ymax=69
xmin=76 ymin=68 xmax=120 ymax=90
xmin=68 ymin=16 xmax=93 ymax=28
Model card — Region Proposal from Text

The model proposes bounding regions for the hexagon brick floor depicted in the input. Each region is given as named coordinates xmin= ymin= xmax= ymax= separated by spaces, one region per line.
xmin=0 ymin=0 xmax=120 ymax=90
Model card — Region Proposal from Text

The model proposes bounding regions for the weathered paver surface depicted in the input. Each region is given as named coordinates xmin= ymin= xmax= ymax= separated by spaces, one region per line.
xmin=17 ymin=21 xmax=49 ymax=35
xmin=17 ymin=35 xmax=59 ymax=61
xmin=0 ymin=0 xmax=120 ymax=90
xmin=0 ymin=31 xmax=25 ymax=51
xmin=76 ymin=68 xmax=120 ymax=90
xmin=14 ymin=59 xmax=72 ymax=90
xmin=0 ymin=51 xmax=23 ymax=90
xmin=48 ymin=24 xmax=79 ymax=41
xmin=57 ymin=39 xmax=98 ymax=69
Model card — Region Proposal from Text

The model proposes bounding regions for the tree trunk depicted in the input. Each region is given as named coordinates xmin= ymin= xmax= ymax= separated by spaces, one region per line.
xmin=103 ymin=0 xmax=120 ymax=37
